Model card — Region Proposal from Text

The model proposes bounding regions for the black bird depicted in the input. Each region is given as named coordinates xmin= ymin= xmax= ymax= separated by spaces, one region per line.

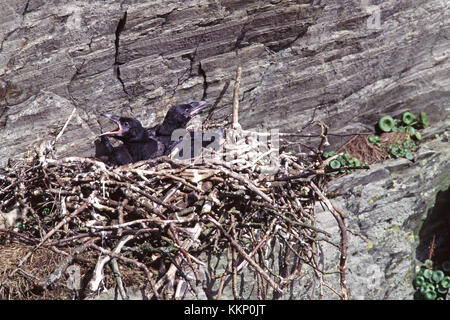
xmin=150 ymin=101 xmax=210 ymax=157
xmin=96 ymin=113 xmax=164 ymax=165
xmin=94 ymin=136 xmax=133 ymax=166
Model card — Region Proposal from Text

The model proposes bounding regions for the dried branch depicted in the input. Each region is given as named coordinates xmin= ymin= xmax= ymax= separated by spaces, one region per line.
xmin=310 ymin=182 xmax=348 ymax=300
xmin=0 ymin=71 xmax=355 ymax=300
xmin=232 ymin=66 xmax=242 ymax=129
xmin=208 ymin=216 xmax=283 ymax=294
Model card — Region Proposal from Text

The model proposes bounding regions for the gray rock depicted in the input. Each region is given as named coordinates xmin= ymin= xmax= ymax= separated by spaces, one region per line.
xmin=1 ymin=0 xmax=449 ymax=166
xmin=311 ymin=125 xmax=450 ymax=300
xmin=1 ymin=0 xmax=449 ymax=300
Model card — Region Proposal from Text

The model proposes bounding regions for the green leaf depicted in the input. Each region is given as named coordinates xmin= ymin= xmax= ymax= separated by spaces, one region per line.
xmin=425 ymin=283 xmax=435 ymax=292
xmin=424 ymin=291 xmax=437 ymax=300
xmin=405 ymin=152 xmax=414 ymax=161
xmin=441 ymin=276 xmax=450 ymax=289
xmin=423 ymin=268 xmax=433 ymax=280
xmin=378 ymin=115 xmax=395 ymax=132
xmin=415 ymin=131 xmax=422 ymax=141
xmin=414 ymin=275 xmax=425 ymax=287
xmin=437 ymin=284 xmax=448 ymax=294
xmin=420 ymin=111 xmax=428 ymax=127
xmin=432 ymin=270 xmax=445 ymax=283
xmin=420 ymin=285 xmax=428 ymax=295
xmin=390 ymin=146 xmax=403 ymax=157
xmin=353 ymin=158 xmax=361 ymax=167
xmin=407 ymin=126 xmax=416 ymax=136
xmin=335 ymin=156 xmax=346 ymax=166
xmin=329 ymin=159 xmax=341 ymax=169
xmin=402 ymin=111 xmax=416 ymax=125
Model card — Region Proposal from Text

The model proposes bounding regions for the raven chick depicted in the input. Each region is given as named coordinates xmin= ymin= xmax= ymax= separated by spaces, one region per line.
xmin=97 ymin=113 xmax=164 ymax=165
xmin=150 ymin=101 xmax=210 ymax=156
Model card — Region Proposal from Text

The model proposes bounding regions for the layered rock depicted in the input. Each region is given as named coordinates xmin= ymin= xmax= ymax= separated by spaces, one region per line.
xmin=1 ymin=0 xmax=448 ymax=165
xmin=0 ymin=0 xmax=449 ymax=300
xmin=310 ymin=122 xmax=450 ymax=299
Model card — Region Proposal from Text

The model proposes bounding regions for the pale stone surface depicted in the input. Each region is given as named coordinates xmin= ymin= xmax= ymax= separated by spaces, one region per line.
xmin=1 ymin=0 xmax=449 ymax=300
xmin=1 ymin=0 xmax=448 ymax=165
xmin=311 ymin=123 xmax=450 ymax=299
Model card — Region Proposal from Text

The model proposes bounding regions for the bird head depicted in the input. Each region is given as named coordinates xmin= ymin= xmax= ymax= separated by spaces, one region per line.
xmin=99 ymin=113 xmax=147 ymax=143
xmin=157 ymin=101 xmax=210 ymax=135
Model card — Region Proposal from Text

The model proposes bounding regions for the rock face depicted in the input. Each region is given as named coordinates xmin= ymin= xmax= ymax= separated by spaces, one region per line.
xmin=311 ymin=122 xmax=450 ymax=300
xmin=0 ymin=0 xmax=449 ymax=300
xmin=1 ymin=0 xmax=448 ymax=165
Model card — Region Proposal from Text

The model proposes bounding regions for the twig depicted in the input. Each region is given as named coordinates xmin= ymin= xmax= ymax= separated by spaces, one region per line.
xmin=310 ymin=182 xmax=348 ymax=300
xmin=232 ymin=66 xmax=242 ymax=129
xmin=230 ymin=215 xmax=240 ymax=299
xmin=213 ymin=162 xmax=272 ymax=203
xmin=117 ymin=199 xmax=127 ymax=237
xmin=38 ymin=238 xmax=96 ymax=290
xmin=88 ymin=234 xmax=135 ymax=292
xmin=236 ymin=218 xmax=278 ymax=273
xmin=110 ymin=258 xmax=128 ymax=300
xmin=53 ymin=107 xmax=77 ymax=146
xmin=0 ymin=193 xmax=95 ymax=290
xmin=208 ymin=216 xmax=283 ymax=294
xmin=89 ymin=243 xmax=158 ymax=298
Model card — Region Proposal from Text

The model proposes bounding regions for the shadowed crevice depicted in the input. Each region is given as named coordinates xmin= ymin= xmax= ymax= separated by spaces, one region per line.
xmin=114 ymin=11 xmax=129 ymax=96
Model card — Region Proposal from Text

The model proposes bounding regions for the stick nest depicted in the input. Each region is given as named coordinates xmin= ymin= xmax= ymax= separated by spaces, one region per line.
xmin=0 ymin=124 xmax=350 ymax=300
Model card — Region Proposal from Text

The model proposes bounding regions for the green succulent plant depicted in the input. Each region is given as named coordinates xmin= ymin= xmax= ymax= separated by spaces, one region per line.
xmin=425 ymin=259 xmax=433 ymax=269
xmin=378 ymin=115 xmax=395 ymax=132
xmin=324 ymin=151 xmax=365 ymax=174
xmin=371 ymin=112 xmax=427 ymax=162
xmin=329 ymin=159 xmax=341 ymax=169
xmin=441 ymin=276 xmax=450 ymax=289
xmin=322 ymin=151 xmax=337 ymax=159
xmin=414 ymin=131 xmax=422 ymax=141
xmin=420 ymin=111 xmax=428 ymax=127
xmin=423 ymin=268 xmax=433 ymax=280
xmin=414 ymin=260 xmax=450 ymax=300
xmin=415 ymin=276 xmax=425 ymax=287
xmin=402 ymin=111 xmax=416 ymax=125
xmin=432 ymin=270 xmax=445 ymax=283
xmin=424 ymin=290 xmax=437 ymax=300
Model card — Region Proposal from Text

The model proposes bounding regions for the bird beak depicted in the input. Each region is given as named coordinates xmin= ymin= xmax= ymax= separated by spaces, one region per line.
xmin=99 ymin=113 xmax=124 ymax=136
xmin=188 ymin=101 xmax=210 ymax=117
